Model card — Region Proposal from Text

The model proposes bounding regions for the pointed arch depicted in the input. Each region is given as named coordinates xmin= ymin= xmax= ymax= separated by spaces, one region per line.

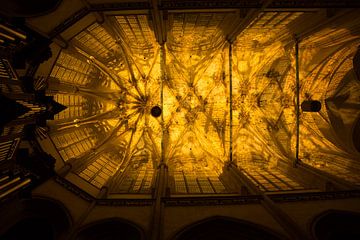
xmin=0 ymin=197 xmax=72 ymax=239
xmin=75 ymin=217 xmax=146 ymax=240
xmin=172 ymin=215 xmax=287 ymax=240
xmin=311 ymin=209 xmax=360 ymax=240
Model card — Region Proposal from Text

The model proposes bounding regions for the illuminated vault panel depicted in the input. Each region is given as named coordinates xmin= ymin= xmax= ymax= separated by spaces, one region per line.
xmin=167 ymin=13 xmax=231 ymax=50
xmin=242 ymin=168 xmax=305 ymax=192
xmin=51 ymin=127 xmax=97 ymax=162
xmin=163 ymin=12 xmax=235 ymax=193
xmin=48 ymin=11 xmax=304 ymax=194
xmin=238 ymin=12 xmax=304 ymax=45
xmin=297 ymin=26 xmax=360 ymax=185
xmin=232 ymin=39 xmax=296 ymax=169
xmin=74 ymin=22 xmax=118 ymax=60
xmin=46 ymin=10 xmax=360 ymax=195
xmin=79 ymin=151 xmax=121 ymax=188
xmin=53 ymin=94 xmax=88 ymax=121
xmin=115 ymin=15 xmax=156 ymax=48
xmin=50 ymin=51 xmax=98 ymax=86
xmin=109 ymin=159 xmax=155 ymax=193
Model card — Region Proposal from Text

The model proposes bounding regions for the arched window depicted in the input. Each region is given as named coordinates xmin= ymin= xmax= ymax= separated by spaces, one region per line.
xmin=2 ymin=217 xmax=55 ymax=240
xmin=173 ymin=216 xmax=285 ymax=240
xmin=0 ymin=198 xmax=71 ymax=240
xmin=79 ymin=152 xmax=121 ymax=188
xmin=50 ymin=51 xmax=96 ymax=87
xmin=312 ymin=210 xmax=360 ymax=240
xmin=51 ymin=127 xmax=97 ymax=161
xmin=53 ymin=94 xmax=88 ymax=121
xmin=76 ymin=218 xmax=145 ymax=240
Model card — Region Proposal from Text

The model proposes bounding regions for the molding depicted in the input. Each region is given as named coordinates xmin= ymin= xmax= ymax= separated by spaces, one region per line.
xmin=49 ymin=8 xmax=90 ymax=39
xmin=54 ymin=175 xmax=94 ymax=202
xmin=54 ymin=176 xmax=360 ymax=206
xmin=163 ymin=195 xmax=263 ymax=206
xmin=54 ymin=175 xmax=154 ymax=206
xmin=161 ymin=0 xmax=360 ymax=10
xmin=48 ymin=1 xmax=360 ymax=38
xmin=161 ymin=0 xmax=259 ymax=9
xmin=96 ymin=198 xmax=154 ymax=206
xmin=89 ymin=2 xmax=151 ymax=11
xmin=269 ymin=0 xmax=360 ymax=8
xmin=269 ymin=190 xmax=360 ymax=203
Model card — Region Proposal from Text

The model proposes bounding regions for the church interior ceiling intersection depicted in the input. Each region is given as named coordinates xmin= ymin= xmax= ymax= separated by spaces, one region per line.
xmin=44 ymin=9 xmax=360 ymax=196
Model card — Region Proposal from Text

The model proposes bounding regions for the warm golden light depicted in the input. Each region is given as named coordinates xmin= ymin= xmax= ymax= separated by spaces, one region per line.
xmin=47 ymin=12 xmax=360 ymax=194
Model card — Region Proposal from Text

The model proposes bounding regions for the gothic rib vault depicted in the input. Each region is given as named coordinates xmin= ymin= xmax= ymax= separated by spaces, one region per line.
xmin=43 ymin=11 xmax=360 ymax=196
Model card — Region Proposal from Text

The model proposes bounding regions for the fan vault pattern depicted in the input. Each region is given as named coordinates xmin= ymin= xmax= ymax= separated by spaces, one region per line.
xmin=45 ymin=11 xmax=360 ymax=195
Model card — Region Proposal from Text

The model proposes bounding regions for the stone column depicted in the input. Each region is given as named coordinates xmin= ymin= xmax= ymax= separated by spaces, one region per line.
xmin=150 ymin=162 xmax=168 ymax=240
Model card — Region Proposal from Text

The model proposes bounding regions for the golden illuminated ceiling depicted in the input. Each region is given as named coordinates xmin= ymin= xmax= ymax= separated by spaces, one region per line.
xmin=46 ymin=10 xmax=360 ymax=194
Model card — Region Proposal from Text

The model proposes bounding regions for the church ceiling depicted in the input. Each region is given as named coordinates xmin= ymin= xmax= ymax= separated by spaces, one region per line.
xmin=45 ymin=10 xmax=360 ymax=194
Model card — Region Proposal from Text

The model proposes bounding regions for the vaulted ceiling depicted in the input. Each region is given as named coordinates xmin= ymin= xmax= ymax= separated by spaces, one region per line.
xmin=29 ymin=1 xmax=360 ymax=195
